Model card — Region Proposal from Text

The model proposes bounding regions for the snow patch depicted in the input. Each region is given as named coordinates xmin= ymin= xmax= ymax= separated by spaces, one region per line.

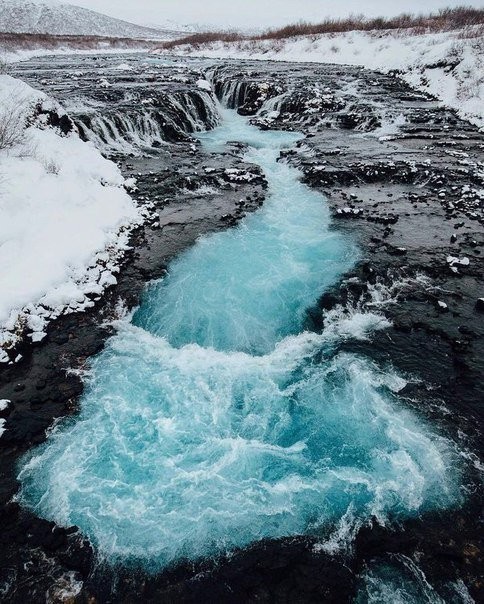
xmin=114 ymin=63 xmax=133 ymax=71
xmin=196 ymin=79 xmax=212 ymax=92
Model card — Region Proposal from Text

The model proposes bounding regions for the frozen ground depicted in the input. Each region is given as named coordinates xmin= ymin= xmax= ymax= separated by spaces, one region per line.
xmin=2 ymin=46 xmax=151 ymax=64
xmin=0 ymin=74 xmax=140 ymax=360
xmin=159 ymin=27 xmax=484 ymax=128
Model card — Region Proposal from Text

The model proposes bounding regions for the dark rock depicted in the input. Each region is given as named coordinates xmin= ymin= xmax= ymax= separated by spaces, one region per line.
xmin=0 ymin=398 xmax=13 ymax=419
xmin=387 ymin=245 xmax=407 ymax=256
xmin=394 ymin=316 xmax=413 ymax=332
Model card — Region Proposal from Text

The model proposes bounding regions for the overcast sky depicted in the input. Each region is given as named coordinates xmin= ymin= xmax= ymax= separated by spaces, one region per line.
xmin=66 ymin=0 xmax=484 ymax=30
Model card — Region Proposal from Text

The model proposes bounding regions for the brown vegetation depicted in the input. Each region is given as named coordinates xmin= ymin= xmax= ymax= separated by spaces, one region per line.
xmin=160 ymin=6 xmax=484 ymax=50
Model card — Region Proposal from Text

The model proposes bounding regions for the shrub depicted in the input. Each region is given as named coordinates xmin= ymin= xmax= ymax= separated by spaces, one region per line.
xmin=0 ymin=94 xmax=29 ymax=150
xmin=0 ymin=57 xmax=9 ymax=74
xmin=0 ymin=32 xmax=159 ymax=53
xmin=158 ymin=6 xmax=484 ymax=50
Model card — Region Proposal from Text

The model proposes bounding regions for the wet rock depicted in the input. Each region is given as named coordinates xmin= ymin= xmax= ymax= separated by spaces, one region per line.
xmin=318 ymin=291 xmax=340 ymax=311
xmin=0 ymin=398 xmax=13 ymax=419
xmin=393 ymin=315 xmax=413 ymax=332
xmin=436 ymin=300 xmax=449 ymax=312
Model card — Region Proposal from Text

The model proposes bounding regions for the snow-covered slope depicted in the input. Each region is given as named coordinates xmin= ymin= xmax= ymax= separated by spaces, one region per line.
xmin=0 ymin=0 xmax=173 ymax=39
xmin=160 ymin=28 xmax=484 ymax=128
xmin=0 ymin=74 xmax=141 ymax=360
xmin=143 ymin=19 xmax=197 ymax=36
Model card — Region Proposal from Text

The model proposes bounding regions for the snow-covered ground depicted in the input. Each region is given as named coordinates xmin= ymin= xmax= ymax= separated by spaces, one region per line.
xmin=2 ymin=46 xmax=151 ymax=65
xmin=0 ymin=74 xmax=140 ymax=361
xmin=158 ymin=27 xmax=484 ymax=128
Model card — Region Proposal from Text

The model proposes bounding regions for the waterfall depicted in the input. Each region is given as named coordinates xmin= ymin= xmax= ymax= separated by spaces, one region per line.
xmin=220 ymin=80 xmax=247 ymax=108
xmin=75 ymin=89 xmax=220 ymax=156
xmin=257 ymin=92 xmax=288 ymax=117
xmin=77 ymin=110 xmax=167 ymax=155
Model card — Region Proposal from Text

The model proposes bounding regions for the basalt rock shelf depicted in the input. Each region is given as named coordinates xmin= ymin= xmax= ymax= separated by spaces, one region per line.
xmin=0 ymin=54 xmax=482 ymax=603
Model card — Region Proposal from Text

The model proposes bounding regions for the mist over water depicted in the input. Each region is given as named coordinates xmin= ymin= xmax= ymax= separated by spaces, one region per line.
xmin=17 ymin=109 xmax=463 ymax=570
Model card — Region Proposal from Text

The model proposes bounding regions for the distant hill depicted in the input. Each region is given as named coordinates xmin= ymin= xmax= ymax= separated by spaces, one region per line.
xmin=0 ymin=0 xmax=182 ymax=39
xmin=142 ymin=19 xmax=197 ymax=36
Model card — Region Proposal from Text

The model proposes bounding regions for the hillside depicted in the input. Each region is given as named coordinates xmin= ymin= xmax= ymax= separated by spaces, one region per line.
xmin=0 ymin=0 xmax=178 ymax=39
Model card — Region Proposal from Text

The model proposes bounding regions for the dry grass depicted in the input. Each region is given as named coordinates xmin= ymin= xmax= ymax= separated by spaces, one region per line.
xmin=160 ymin=6 xmax=484 ymax=50
xmin=0 ymin=93 xmax=29 ymax=150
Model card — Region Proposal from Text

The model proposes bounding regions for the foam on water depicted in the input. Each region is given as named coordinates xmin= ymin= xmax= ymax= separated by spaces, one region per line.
xmin=17 ymin=109 xmax=463 ymax=570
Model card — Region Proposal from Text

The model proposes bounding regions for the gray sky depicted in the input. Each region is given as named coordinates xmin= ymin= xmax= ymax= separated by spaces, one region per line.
xmin=66 ymin=0 xmax=484 ymax=30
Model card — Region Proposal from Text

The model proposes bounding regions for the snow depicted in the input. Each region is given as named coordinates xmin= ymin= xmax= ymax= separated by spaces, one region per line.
xmin=0 ymin=399 xmax=10 ymax=411
xmin=0 ymin=73 xmax=50 ymax=114
xmin=447 ymin=255 xmax=470 ymax=266
xmin=115 ymin=63 xmax=134 ymax=71
xmin=196 ymin=79 xmax=212 ymax=92
xmin=161 ymin=27 xmax=484 ymax=128
xmin=3 ymin=46 xmax=151 ymax=65
xmin=0 ymin=0 xmax=171 ymax=39
xmin=0 ymin=74 xmax=140 ymax=357
xmin=369 ymin=113 xmax=407 ymax=140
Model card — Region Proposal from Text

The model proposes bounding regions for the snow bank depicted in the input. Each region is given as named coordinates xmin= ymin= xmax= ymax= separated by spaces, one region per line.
xmin=2 ymin=46 xmax=151 ymax=66
xmin=160 ymin=28 xmax=484 ymax=128
xmin=0 ymin=74 xmax=140 ymax=360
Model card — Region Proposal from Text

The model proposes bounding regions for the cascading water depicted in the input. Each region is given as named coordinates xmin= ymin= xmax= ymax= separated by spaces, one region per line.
xmin=257 ymin=93 xmax=287 ymax=118
xmin=17 ymin=107 xmax=463 ymax=571
xmin=76 ymin=90 xmax=220 ymax=155
xmin=215 ymin=79 xmax=247 ymax=109
xmin=77 ymin=110 xmax=169 ymax=155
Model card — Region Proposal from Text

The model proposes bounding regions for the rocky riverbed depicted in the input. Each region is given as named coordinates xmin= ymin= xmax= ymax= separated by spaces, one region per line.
xmin=0 ymin=54 xmax=482 ymax=603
